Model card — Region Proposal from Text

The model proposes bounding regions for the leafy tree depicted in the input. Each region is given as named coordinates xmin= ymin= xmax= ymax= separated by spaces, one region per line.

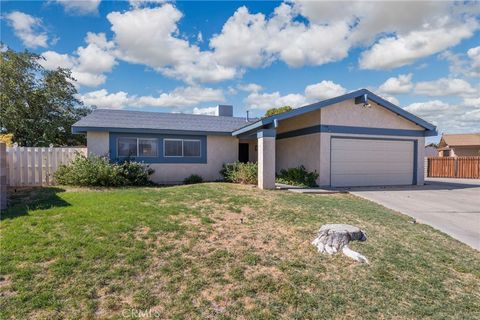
xmin=0 ymin=47 xmax=91 ymax=147
xmin=264 ymin=105 xmax=293 ymax=118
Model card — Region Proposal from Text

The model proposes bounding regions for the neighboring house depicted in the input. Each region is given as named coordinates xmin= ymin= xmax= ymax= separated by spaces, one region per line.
xmin=425 ymin=143 xmax=438 ymax=157
xmin=437 ymin=133 xmax=480 ymax=157
xmin=73 ymin=89 xmax=436 ymax=188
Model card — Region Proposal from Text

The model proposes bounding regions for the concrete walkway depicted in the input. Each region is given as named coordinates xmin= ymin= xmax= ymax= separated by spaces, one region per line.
xmin=347 ymin=178 xmax=480 ymax=250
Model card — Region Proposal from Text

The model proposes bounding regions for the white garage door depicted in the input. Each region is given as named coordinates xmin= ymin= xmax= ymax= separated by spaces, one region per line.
xmin=331 ymin=138 xmax=414 ymax=187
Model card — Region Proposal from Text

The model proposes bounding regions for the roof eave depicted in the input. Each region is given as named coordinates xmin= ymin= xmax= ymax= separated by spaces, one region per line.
xmin=232 ymin=89 xmax=437 ymax=136
xmin=72 ymin=126 xmax=234 ymax=136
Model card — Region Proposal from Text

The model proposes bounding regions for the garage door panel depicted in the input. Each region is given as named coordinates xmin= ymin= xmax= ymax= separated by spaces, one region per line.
xmin=332 ymin=173 xmax=411 ymax=187
xmin=332 ymin=151 xmax=412 ymax=162
xmin=331 ymin=164 xmax=412 ymax=175
xmin=331 ymin=138 xmax=414 ymax=187
xmin=332 ymin=140 xmax=412 ymax=152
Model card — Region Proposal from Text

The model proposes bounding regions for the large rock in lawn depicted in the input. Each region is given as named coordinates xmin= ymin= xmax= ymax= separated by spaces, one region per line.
xmin=312 ymin=224 xmax=369 ymax=263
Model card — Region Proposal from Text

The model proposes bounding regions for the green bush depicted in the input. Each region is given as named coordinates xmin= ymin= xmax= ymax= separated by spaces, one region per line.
xmin=54 ymin=154 xmax=154 ymax=187
xmin=276 ymin=165 xmax=319 ymax=187
xmin=220 ymin=162 xmax=257 ymax=184
xmin=183 ymin=174 xmax=203 ymax=184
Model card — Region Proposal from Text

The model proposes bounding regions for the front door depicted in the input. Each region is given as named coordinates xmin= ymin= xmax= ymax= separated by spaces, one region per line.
xmin=239 ymin=143 xmax=249 ymax=163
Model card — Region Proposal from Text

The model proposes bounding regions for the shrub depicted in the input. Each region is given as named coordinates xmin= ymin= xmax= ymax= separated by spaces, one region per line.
xmin=276 ymin=165 xmax=319 ymax=187
xmin=0 ymin=133 xmax=14 ymax=146
xmin=54 ymin=154 xmax=154 ymax=187
xmin=184 ymin=174 xmax=203 ymax=184
xmin=220 ymin=162 xmax=257 ymax=184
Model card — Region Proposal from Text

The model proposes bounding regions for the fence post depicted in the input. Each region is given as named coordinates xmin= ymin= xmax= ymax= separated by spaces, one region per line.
xmin=453 ymin=157 xmax=458 ymax=178
xmin=0 ymin=143 xmax=7 ymax=210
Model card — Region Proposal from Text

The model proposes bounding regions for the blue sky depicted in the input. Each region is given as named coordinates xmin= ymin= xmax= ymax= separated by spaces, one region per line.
xmin=1 ymin=0 xmax=479 ymax=142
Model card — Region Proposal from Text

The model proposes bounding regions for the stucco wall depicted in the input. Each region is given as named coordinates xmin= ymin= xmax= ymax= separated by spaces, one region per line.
xmin=276 ymin=133 xmax=320 ymax=176
xmin=275 ymin=109 xmax=321 ymax=182
xmin=321 ymin=99 xmax=423 ymax=130
xmin=258 ymin=136 xmax=276 ymax=189
xmin=87 ymin=131 xmax=109 ymax=157
xmin=248 ymin=141 xmax=258 ymax=162
xmin=276 ymin=110 xmax=320 ymax=134
xmin=149 ymin=135 xmax=238 ymax=184
xmin=86 ymin=132 xmax=238 ymax=184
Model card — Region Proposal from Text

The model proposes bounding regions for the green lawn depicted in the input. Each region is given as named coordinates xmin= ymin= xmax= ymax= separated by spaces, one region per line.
xmin=1 ymin=184 xmax=479 ymax=319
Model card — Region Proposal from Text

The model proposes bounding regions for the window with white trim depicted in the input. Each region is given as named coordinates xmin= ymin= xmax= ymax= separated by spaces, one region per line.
xmin=164 ymin=139 xmax=201 ymax=157
xmin=117 ymin=137 xmax=157 ymax=157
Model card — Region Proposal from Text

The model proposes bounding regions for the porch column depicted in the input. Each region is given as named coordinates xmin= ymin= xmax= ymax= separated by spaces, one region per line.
xmin=257 ymin=129 xmax=276 ymax=190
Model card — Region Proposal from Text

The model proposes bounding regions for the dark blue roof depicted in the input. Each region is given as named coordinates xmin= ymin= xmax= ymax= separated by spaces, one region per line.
xmin=72 ymin=109 xmax=252 ymax=135
xmin=232 ymin=89 xmax=437 ymax=136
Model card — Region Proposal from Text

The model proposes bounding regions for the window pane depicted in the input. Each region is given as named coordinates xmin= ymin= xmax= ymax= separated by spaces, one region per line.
xmin=165 ymin=140 xmax=183 ymax=157
xmin=139 ymin=139 xmax=157 ymax=157
xmin=118 ymin=138 xmax=137 ymax=157
xmin=184 ymin=140 xmax=201 ymax=157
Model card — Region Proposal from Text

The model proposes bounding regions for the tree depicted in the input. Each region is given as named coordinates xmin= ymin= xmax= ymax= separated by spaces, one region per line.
xmin=0 ymin=48 xmax=91 ymax=147
xmin=264 ymin=105 xmax=293 ymax=118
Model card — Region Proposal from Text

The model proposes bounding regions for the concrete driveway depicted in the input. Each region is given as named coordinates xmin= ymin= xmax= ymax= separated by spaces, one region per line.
xmin=347 ymin=178 xmax=480 ymax=250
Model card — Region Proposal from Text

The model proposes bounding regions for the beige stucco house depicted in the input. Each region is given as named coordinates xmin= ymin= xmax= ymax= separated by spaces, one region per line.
xmin=73 ymin=89 xmax=436 ymax=189
xmin=437 ymin=133 xmax=480 ymax=157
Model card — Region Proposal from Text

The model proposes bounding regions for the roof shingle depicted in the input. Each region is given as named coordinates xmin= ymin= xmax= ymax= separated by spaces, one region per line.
xmin=441 ymin=133 xmax=480 ymax=147
xmin=73 ymin=109 xmax=252 ymax=134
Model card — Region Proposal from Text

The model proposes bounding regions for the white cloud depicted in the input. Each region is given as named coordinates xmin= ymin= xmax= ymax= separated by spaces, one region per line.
xmin=197 ymin=32 xmax=203 ymax=43
xmin=107 ymin=5 xmax=238 ymax=83
xmin=5 ymin=11 xmax=48 ymax=48
xmin=467 ymin=46 xmax=480 ymax=77
xmin=39 ymin=51 xmax=75 ymax=69
xmin=54 ymin=0 xmax=101 ymax=15
xmin=380 ymin=95 xmax=400 ymax=106
xmin=75 ymin=35 xmax=116 ymax=74
xmin=40 ymin=32 xmax=116 ymax=88
xmin=295 ymin=1 xmax=479 ymax=70
xmin=379 ymin=73 xmax=413 ymax=95
xmin=295 ymin=1 xmax=451 ymax=44
xmin=414 ymin=78 xmax=477 ymax=97
xmin=192 ymin=106 xmax=217 ymax=115
xmin=463 ymin=97 xmax=480 ymax=107
xmin=304 ymin=80 xmax=347 ymax=101
xmin=128 ymin=0 xmax=165 ymax=9
xmin=237 ymin=83 xmax=262 ymax=93
xmin=359 ymin=20 xmax=478 ymax=70
xmin=441 ymin=46 xmax=480 ymax=78
xmin=135 ymin=86 xmax=225 ymax=107
xmin=405 ymin=100 xmax=480 ymax=134
xmin=244 ymin=80 xmax=347 ymax=110
xmin=80 ymin=89 xmax=129 ymax=109
xmin=404 ymin=100 xmax=450 ymax=114
xmin=71 ymin=72 xmax=107 ymax=87
xmin=79 ymin=86 xmax=225 ymax=109
xmin=245 ymin=91 xmax=307 ymax=110
xmin=209 ymin=4 xmax=351 ymax=69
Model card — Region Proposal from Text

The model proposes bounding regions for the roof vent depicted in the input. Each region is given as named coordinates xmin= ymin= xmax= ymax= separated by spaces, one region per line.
xmin=217 ymin=105 xmax=233 ymax=117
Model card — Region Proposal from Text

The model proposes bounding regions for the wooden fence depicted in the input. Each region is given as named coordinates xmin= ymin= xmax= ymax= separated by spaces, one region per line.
xmin=5 ymin=145 xmax=86 ymax=187
xmin=427 ymin=156 xmax=480 ymax=179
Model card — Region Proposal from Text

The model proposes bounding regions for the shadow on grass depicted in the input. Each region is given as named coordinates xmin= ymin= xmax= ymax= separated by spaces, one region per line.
xmin=1 ymin=187 xmax=70 ymax=220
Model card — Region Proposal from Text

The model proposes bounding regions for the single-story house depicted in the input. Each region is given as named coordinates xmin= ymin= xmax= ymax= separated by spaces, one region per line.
xmin=437 ymin=133 xmax=480 ymax=157
xmin=72 ymin=89 xmax=437 ymax=189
